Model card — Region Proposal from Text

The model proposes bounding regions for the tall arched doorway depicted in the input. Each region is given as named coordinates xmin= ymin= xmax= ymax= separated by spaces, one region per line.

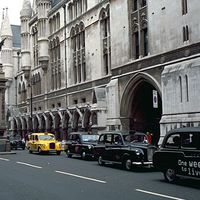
xmin=120 ymin=73 xmax=162 ymax=145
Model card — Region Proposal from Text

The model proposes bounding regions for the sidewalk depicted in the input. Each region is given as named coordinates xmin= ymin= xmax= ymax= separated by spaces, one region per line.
xmin=0 ymin=151 xmax=16 ymax=155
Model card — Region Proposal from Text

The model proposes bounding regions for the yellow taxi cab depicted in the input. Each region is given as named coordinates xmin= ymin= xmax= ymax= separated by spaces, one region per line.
xmin=27 ymin=133 xmax=61 ymax=155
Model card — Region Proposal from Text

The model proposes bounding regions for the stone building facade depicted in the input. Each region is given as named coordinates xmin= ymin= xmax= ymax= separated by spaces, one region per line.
xmin=2 ymin=0 xmax=200 ymax=144
xmin=0 ymin=8 xmax=21 ymax=136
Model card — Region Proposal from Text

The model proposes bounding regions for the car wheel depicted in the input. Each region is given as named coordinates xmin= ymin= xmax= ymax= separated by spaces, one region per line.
xmin=123 ymin=158 xmax=132 ymax=171
xmin=164 ymin=168 xmax=177 ymax=183
xmin=81 ymin=151 xmax=86 ymax=160
xmin=38 ymin=147 xmax=42 ymax=154
xmin=66 ymin=150 xmax=72 ymax=158
xmin=98 ymin=156 xmax=105 ymax=166
xmin=56 ymin=151 xmax=61 ymax=155
xmin=29 ymin=149 xmax=32 ymax=154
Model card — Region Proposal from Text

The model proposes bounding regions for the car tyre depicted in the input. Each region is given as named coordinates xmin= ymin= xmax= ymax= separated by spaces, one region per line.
xmin=164 ymin=168 xmax=177 ymax=183
xmin=98 ymin=156 xmax=105 ymax=166
xmin=29 ymin=149 xmax=32 ymax=154
xmin=123 ymin=158 xmax=132 ymax=171
xmin=81 ymin=151 xmax=86 ymax=160
xmin=38 ymin=147 xmax=42 ymax=154
xmin=66 ymin=150 xmax=72 ymax=158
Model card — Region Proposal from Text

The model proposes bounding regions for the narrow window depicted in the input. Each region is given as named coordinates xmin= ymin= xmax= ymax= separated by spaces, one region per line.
xmin=186 ymin=25 xmax=189 ymax=41
xmin=182 ymin=0 xmax=188 ymax=15
xmin=179 ymin=76 xmax=182 ymax=102
xmin=185 ymin=75 xmax=189 ymax=101
xmin=183 ymin=25 xmax=189 ymax=42
xmin=143 ymin=27 xmax=148 ymax=56
xmin=100 ymin=8 xmax=111 ymax=75
xmin=183 ymin=26 xmax=186 ymax=42
xmin=133 ymin=31 xmax=139 ymax=59
xmin=132 ymin=0 xmax=138 ymax=11
xmin=141 ymin=0 xmax=147 ymax=7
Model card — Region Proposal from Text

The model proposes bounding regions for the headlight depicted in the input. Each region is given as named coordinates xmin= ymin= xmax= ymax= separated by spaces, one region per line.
xmin=88 ymin=145 xmax=93 ymax=149
xmin=135 ymin=149 xmax=143 ymax=156
xmin=136 ymin=151 xmax=140 ymax=156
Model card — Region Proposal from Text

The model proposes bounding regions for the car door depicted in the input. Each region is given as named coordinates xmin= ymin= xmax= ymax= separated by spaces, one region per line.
xmin=110 ymin=134 xmax=124 ymax=163
xmin=70 ymin=134 xmax=79 ymax=154
xmin=104 ymin=134 xmax=115 ymax=161
xmin=28 ymin=135 xmax=34 ymax=151
xmin=32 ymin=135 xmax=38 ymax=151
xmin=179 ymin=132 xmax=200 ymax=178
xmin=66 ymin=134 xmax=74 ymax=153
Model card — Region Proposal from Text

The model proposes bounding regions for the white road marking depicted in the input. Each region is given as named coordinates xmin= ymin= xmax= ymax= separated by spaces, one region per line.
xmin=16 ymin=161 xmax=42 ymax=169
xmin=55 ymin=170 xmax=106 ymax=184
xmin=136 ymin=189 xmax=185 ymax=200
xmin=0 ymin=158 xmax=10 ymax=161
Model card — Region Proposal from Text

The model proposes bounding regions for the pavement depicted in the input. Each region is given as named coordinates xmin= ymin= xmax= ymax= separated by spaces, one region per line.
xmin=0 ymin=151 xmax=16 ymax=155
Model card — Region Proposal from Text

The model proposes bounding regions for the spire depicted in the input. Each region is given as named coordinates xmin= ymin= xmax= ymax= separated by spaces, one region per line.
xmin=2 ymin=8 xmax=5 ymax=20
xmin=32 ymin=0 xmax=37 ymax=15
xmin=0 ymin=8 xmax=12 ymax=37
xmin=20 ymin=0 xmax=32 ymax=18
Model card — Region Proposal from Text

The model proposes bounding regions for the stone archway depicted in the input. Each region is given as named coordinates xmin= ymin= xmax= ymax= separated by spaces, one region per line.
xmin=54 ymin=112 xmax=62 ymax=140
xmin=82 ymin=108 xmax=91 ymax=132
xmin=40 ymin=114 xmax=46 ymax=132
xmin=32 ymin=115 xmax=39 ymax=132
xmin=120 ymin=73 xmax=162 ymax=145
xmin=12 ymin=118 xmax=17 ymax=135
xmin=72 ymin=110 xmax=80 ymax=132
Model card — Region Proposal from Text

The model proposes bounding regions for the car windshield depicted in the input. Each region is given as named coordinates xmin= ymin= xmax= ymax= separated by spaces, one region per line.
xmin=9 ymin=135 xmax=21 ymax=141
xmin=81 ymin=135 xmax=99 ymax=142
xmin=38 ymin=135 xmax=55 ymax=141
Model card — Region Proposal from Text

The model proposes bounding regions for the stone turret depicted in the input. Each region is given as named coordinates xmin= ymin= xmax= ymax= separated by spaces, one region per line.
xmin=0 ymin=9 xmax=9 ymax=135
xmin=20 ymin=0 xmax=32 ymax=78
xmin=1 ymin=8 xmax=13 ymax=81
xmin=37 ymin=0 xmax=51 ymax=70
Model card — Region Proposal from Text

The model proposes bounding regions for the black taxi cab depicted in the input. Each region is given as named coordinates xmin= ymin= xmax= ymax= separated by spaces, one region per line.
xmin=65 ymin=132 xmax=99 ymax=159
xmin=153 ymin=127 xmax=200 ymax=183
xmin=27 ymin=133 xmax=61 ymax=155
xmin=94 ymin=131 xmax=157 ymax=170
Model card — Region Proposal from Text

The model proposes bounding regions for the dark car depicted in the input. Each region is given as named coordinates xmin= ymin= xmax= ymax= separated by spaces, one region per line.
xmin=65 ymin=132 xmax=99 ymax=159
xmin=9 ymin=135 xmax=25 ymax=150
xmin=153 ymin=127 xmax=200 ymax=183
xmin=94 ymin=131 xmax=157 ymax=170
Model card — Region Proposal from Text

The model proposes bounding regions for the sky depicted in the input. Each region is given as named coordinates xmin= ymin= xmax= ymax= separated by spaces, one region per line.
xmin=0 ymin=0 xmax=25 ymax=25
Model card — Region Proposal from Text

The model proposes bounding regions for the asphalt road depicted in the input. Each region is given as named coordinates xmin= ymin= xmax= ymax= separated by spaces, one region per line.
xmin=0 ymin=150 xmax=199 ymax=200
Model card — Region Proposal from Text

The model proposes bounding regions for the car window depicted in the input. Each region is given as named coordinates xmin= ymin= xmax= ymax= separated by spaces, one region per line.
xmin=81 ymin=135 xmax=99 ymax=142
xmin=99 ymin=134 xmax=112 ymax=144
xmin=38 ymin=135 xmax=54 ymax=140
xmin=124 ymin=134 xmax=148 ymax=143
xmin=165 ymin=134 xmax=180 ymax=148
xmin=181 ymin=132 xmax=198 ymax=149
xmin=114 ymin=135 xmax=123 ymax=145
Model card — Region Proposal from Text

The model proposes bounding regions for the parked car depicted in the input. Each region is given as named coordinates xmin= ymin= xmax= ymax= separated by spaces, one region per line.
xmin=9 ymin=135 xmax=25 ymax=150
xmin=153 ymin=127 xmax=200 ymax=183
xmin=27 ymin=132 xmax=61 ymax=155
xmin=94 ymin=131 xmax=157 ymax=170
xmin=65 ymin=132 xmax=99 ymax=159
